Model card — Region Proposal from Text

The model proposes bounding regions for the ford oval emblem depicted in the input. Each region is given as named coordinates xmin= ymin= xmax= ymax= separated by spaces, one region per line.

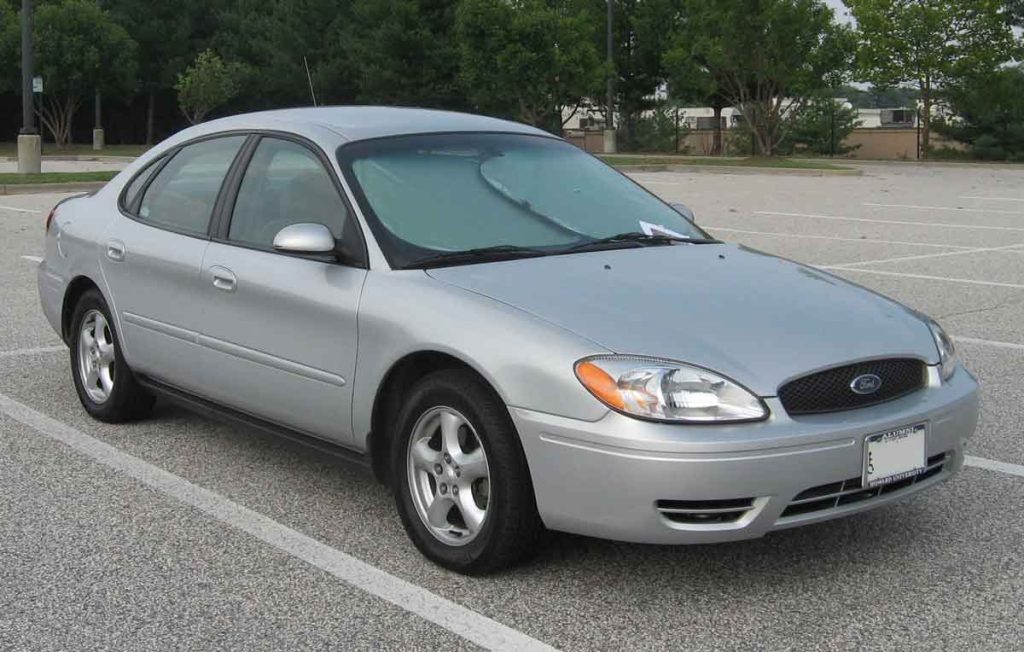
xmin=850 ymin=373 xmax=882 ymax=395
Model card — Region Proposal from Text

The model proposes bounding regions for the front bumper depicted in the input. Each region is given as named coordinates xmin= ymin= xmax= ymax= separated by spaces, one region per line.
xmin=513 ymin=365 xmax=979 ymax=544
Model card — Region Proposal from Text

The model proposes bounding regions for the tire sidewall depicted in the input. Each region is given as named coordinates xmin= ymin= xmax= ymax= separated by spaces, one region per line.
xmin=69 ymin=289 xmax=140 ymax=420
xmin=391 ymin=372 xmax=517 ymax=571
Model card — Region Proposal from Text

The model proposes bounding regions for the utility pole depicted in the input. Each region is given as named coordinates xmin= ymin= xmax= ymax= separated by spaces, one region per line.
xmin=603 ymin=0 xmax=616 ymax=154
xmin=92 ymin=0 xmax=104 ymax=150
xmin=18 ymin=0 xmax=41 ymax=174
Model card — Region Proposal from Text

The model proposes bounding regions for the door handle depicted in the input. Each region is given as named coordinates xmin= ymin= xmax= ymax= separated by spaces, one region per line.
xmin=105 ymin=240 xmax=125 ymax=262
xmin=209 ymin=266 xmax=237 ymax=292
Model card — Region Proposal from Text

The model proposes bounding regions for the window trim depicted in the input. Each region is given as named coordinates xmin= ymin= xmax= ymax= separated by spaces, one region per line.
xmin=116 ymin=131 xmax=255 ymax=241
xmin=212 ymin=130 xmax=369 ymax=269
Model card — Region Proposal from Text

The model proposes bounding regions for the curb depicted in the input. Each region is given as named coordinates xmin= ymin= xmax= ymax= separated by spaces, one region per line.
xmin=614 ymin=164 xmax=862 ymax=177
xmin=2 ymin=155 xmax=137 ymax=163
xmin=0 ymin=181 xmax=107 ymax=195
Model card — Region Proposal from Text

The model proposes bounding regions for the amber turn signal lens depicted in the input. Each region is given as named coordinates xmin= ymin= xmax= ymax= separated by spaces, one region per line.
xmin=575 ymin=360 xmax=625 ymax=410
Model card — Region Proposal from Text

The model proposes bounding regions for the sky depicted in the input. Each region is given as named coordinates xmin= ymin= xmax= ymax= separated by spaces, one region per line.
xmin=824 ymin=0 xmax=855 ymax=24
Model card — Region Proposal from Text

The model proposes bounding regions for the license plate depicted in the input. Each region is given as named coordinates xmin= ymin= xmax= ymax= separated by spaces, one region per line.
xmin=863 ymin=424 xmax=927 ymax=488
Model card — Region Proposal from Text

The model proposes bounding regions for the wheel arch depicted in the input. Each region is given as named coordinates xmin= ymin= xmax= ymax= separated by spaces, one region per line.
xmin=61 ymin=275 xmax=104 ymax=344
xmin=366 ymin=350 xmax=516 ymax=487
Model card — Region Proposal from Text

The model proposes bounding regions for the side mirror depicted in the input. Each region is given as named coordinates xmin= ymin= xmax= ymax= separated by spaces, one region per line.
xmin=272 ymin=223 xmax=336 ymax=254
xmin=669 ymin=202 xmax=696 ymax=224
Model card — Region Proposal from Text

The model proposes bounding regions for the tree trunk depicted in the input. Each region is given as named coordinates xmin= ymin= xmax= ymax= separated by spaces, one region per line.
xmin=921 ymin=78 xmax=931 ymax=159
xmin=146 ymin=90 xmax=156 ymax=145
xmin=712 ymin=105 xmax=723 ymax=156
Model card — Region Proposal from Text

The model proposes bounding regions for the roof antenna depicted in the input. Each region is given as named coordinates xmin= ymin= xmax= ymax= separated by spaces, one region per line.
xmin=303 ymin=56 xmax=318 ymax=107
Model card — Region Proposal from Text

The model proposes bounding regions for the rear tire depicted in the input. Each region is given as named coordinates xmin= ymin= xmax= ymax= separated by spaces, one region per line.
xmin=69 ymin=289 xmax=154 ymax=422
xmin=391 ymin=369 xmax=544 ymax=574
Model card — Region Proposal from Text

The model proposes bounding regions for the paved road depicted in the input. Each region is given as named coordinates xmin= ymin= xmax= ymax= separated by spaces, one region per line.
xmin=1 ymin=162 xmax=1022 ymax=651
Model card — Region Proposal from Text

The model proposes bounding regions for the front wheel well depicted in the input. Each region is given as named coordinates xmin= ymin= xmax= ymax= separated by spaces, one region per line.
xmin=368 ymin=351 xmax=501 ymax=486
xmin=61 ymin=276 xmax=102 ymax=344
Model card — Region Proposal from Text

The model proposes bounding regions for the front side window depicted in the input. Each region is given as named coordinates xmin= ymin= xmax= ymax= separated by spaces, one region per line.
xmin=228 ymin=137 xmax=351 ymax=249
xmin=137 ymin=136 xmax=246 ymax=234
xmin=338 ymin=133 xmax=708 ymax=268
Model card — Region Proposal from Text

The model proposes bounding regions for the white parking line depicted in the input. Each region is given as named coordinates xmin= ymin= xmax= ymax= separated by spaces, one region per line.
xmin=827 ymin=243 xmax=1024 ymax=269
xmin=960 ymin=196 xmax=1024 ymax=203
xmin=20 ymin=255 xmax=42 ymax=264
xmin=821 ymin=266 xmax=1024 ymax=289
xmin=966 ymin=456 xmax=1024 ymax=478
xmin=0 ymin=392 xmax=556 ymax=652
xmin=706 ymin=226 xmax=976 ymax=250
xmin=0 ymin=204 xmax=40 ymax=214
xmin=955 ymin=336 xmax=1024 ymax=352
xmin=864 ymin=202 xmax=1024 ymax=216
xmin=755 ymin=210 xmax=1024 ymax=233
xmin=0 ymin=345 xmax=65 ymax=358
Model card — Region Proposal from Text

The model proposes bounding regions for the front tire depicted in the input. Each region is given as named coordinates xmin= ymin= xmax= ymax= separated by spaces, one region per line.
xmin=69 ymin=289 xmax=154 ymax=422
xmin=391 ymin=369 xmax=544 ymax=574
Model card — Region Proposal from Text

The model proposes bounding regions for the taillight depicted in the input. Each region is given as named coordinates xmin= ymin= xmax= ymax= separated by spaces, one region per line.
xmin=45 ymin=206 xmax=56 ymax=233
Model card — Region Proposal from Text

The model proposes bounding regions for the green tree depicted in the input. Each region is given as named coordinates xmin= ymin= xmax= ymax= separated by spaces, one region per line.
xmin=344 ymin=0 xmax=465 ymax=108
xmin=672 ymin=0 xmax=853 ymax=156
xmin=456 ymin=0 xmax=602 ymax=131
xmin=935 ymin=65 xmax=1024 ymax=161
xmin=175 ymin=49 xmax=241 ymax=124
xmin=664 ymin=15 xmax=731 ymax=156
xmin=0 ymin=2 xmax=17 ymax=95
xmin=33 ymin=0 xmax=137 ymax=147
xmin=107 ymin=0 xmax=210 ymax=144
xmin=844 ymin=0 xmax=1019 ymax=158
xmin=214 ymin=0 xmax=356 ymax=110
xmin=785 ymin=96 xmax=861 ymax=155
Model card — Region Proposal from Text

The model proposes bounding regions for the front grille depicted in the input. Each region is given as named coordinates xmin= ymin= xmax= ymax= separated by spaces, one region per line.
xmin=656 ymin=498 xmax=755 ymax=525
xmin=778 ymin=358 xmax=926 ymax=416
xmin=779 ymin=452 xmax=948 ymax=519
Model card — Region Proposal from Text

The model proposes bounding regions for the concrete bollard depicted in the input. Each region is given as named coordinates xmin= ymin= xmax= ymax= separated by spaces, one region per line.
xmin=93 ymin=128 xmax=105 ymax=151
xmin=602 ymin=129 xmax=616 ymax=154
xmin=17 ymin=134 xmax=42 ymax=174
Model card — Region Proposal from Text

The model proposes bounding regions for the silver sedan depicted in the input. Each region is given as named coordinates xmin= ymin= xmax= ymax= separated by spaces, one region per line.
xmin=38 ymin=107 xmax=979 ymax=574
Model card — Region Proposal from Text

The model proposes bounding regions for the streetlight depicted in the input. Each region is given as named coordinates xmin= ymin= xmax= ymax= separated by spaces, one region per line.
xmin=18 ymin=0 xmax=41 ymax=174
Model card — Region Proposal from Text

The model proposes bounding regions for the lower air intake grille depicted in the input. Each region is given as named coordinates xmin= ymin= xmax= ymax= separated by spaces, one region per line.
xmin=779 ymin=452 xmax=949 ymax=519
xmin=656 ymin=498 xmax=755 ymax=525
xmin=778 ymin=358 xmax=926 ymax=416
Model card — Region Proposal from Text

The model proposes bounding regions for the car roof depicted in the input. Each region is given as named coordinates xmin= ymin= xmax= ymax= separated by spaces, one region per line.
xmin=194 ymin=106 xmax=552 ymax=143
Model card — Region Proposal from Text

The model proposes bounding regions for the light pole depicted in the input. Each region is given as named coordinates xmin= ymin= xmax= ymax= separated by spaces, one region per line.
xmin=93 ymin=0 xmax=104 ymax=150
xmin=603 ymin=0 xmax=616 ymax=154
xmin=18 ymin=0 xmax=41 ymax=174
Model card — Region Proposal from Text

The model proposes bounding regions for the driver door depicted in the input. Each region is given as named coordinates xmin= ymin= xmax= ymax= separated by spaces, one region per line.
xmin=193 ymin=135 xmax=367 ymax=443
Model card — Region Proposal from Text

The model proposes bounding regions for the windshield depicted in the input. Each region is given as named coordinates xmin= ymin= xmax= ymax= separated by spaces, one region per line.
xmin=337 ymin=132 xmax=709 ymax=268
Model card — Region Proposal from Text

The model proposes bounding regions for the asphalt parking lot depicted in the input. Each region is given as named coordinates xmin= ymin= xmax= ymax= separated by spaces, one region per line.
xmin=2 ymin=161 xmax=1023 ymax=651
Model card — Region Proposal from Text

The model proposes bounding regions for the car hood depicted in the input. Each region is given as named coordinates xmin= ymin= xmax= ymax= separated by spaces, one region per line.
xmin=425 ymin=244 xmax=938 ymax=396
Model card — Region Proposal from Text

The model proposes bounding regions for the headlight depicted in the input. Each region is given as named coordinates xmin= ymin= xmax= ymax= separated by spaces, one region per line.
xmin=927 ymin=319 xmax=957 ymax=380
xmin=574 ymin=355 xmax=767 ymax=423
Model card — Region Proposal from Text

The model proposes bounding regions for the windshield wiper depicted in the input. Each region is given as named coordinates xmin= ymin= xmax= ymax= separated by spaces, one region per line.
xmin=561 ymin=232 xmax=719 ymax=253
xmin=405 ymin=245 xmax=549 ymax=269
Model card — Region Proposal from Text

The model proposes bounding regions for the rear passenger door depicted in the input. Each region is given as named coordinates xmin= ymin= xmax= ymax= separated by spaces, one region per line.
xmin=103 ymin=135 xmax=248 ymax=392
xmin=194 ymin=135 xmax=368 ymax=444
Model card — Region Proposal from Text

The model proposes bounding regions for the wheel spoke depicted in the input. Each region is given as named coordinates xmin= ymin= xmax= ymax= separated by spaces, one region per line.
xmin=458 ymin=448 xmax=488 ymax=482
xmin=97 ymin=340 xmax=115 ymax=364
xmin=99 ymin=368 xmax=114 ymax=395
xmin=410 ymin=439 xmax=441 ymax=472
xmin=81 ymin=328 xmax=96 ymax=351
xmin=85 ymin=365 xmax=100 ymax=388
xmin=439 ymin=410 xmax=464 ymax=457
xmin=426 ymin=495 xmax=454 ymax=529
xmin=456 ymin=492 xmax=486 ymax=534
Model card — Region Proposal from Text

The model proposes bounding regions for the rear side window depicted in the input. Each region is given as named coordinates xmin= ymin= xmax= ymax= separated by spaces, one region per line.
xmin=122 ymin=159 xmax=161 ymax=211
xmin=228 ymin=137 xmax=351 ymax=248
xmin=137 ymin=136 xmax=246 ymax=235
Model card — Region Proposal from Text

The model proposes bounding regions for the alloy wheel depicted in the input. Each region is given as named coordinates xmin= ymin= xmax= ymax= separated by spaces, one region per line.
xmin=77 ymin=309 xmax=116 ymax=404
xmin=406 ymin=406 xmax=491 ymax=546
